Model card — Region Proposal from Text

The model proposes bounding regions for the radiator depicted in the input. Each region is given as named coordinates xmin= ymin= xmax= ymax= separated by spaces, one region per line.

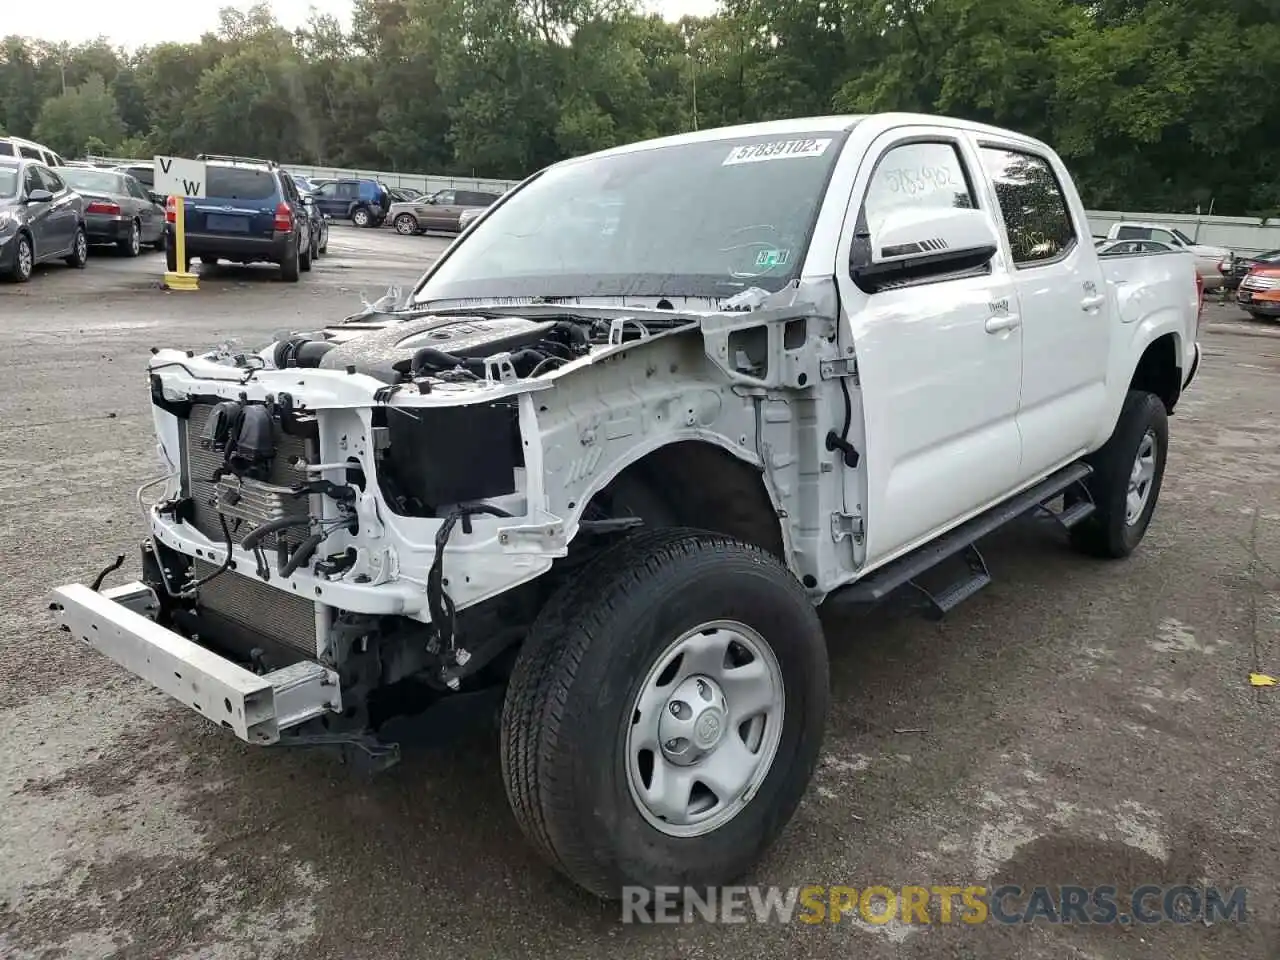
xmin=179 ymin=403 xmax=311 ymax=550
xmin=192 ymin=559 xmax=319 ymax=656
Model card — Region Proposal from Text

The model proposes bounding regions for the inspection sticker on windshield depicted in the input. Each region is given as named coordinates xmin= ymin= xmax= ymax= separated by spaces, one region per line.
xmin=723 ymin=137 xmax=832 ymax=166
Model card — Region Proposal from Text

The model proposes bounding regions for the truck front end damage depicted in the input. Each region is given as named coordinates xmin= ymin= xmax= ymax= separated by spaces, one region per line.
xmin=51 ymin=312 xmax=633 ymax=762
xmin=54 ymin=298 xmax=821 ymax=764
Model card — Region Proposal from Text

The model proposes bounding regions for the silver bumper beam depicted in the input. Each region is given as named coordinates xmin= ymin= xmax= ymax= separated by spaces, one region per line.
xmin=50 ymin=581 xmax=341 ymax=744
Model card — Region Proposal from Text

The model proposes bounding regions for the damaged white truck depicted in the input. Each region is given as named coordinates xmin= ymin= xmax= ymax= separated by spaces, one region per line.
xmin=51 ymin=113 xmax=1202 ymax=900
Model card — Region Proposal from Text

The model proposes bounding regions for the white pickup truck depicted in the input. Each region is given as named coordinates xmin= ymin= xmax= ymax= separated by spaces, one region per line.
xmin=52 ymin=112 xmax=1202 ymax=901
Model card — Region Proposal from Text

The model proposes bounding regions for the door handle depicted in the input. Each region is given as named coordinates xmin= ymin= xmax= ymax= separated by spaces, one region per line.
xmin=1081 ymin=294 xmax=1106 ymax=310
xmin=985 ymin=314 xmax=1022 ymax=334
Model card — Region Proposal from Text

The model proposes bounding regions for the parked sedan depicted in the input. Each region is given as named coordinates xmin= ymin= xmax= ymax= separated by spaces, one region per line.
xmin=0 ymin=157 xmax=88 ymax=282
xmin=55 ymin=166 xmax=164 ymax=256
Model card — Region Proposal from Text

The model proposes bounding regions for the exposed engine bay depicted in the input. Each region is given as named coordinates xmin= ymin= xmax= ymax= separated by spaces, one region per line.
xmin=98 ymin=277 xmax=854 ymax=764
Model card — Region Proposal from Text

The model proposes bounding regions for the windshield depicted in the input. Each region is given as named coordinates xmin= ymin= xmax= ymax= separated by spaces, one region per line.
xmin=60 ymin=169 xmax=122 ymax=193
xmin=413 ymin=129 xmax=852 ymax=303
xmin=0 ymin=166 xmax=16 ymax=199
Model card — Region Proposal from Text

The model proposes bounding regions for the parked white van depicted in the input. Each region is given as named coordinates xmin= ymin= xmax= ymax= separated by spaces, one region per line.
xmin=0 ymin=135 xmax=66 ymax=169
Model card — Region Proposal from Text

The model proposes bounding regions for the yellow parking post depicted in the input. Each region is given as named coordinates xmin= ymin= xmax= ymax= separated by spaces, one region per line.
xmin=163 ymin=194 xmax=199 ymax=291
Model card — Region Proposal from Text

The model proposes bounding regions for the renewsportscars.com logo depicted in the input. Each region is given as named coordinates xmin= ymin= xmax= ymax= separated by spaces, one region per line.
xmin=621 ymin=884 xmax=1249 ymax=926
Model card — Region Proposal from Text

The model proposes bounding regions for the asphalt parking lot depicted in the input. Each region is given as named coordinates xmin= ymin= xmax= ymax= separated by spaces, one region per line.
xmin=1 ymin=232 xmax=1277 ymax=959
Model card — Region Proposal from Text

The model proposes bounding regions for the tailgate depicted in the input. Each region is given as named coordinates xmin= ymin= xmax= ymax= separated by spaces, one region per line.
xmin=190 ymin=165 xmax=279 ymax=235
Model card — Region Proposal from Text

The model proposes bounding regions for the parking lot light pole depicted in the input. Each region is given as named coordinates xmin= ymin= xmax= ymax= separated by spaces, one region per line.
xmin=154 ymin=156 xmax=206 ymax=292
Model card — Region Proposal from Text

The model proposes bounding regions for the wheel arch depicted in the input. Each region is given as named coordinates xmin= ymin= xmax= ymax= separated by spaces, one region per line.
xmin=1129 ymin=331 xmax=1182 ymax=413
xmin=572 ymin=435 xmax=787 ymax=561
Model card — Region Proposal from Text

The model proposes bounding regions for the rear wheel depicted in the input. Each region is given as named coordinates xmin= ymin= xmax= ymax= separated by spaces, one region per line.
xmin=1070 ymin=390 xmax=1168 ymax=559
xmin=118 ymin=219 xmax=141 ymax=257
xmin=165 ymin=243 xmax=190 ymax=273
xmin=280 ymin=241 xmax=300 ymax=282
xmin=300 ymin=240 xmax=313 ymax=272
xmin=64 ymin=226 xmax=88 ymax=268
xmin=500 ymin=529 xmax=829 ymax=899
xmin=352 ymin=206 xmax=372 ymax=228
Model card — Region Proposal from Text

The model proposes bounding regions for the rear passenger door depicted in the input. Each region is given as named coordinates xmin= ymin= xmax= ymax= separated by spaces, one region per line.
xmin=975 ymin=140 xmax=1109 ymax=477
xmin=127 ymin=175 xmax=162 ymax=242
xmin=36 ymin=166 xmax=77 ymax=253
xmin=837 ymin=128 xmax=1025 ymax=564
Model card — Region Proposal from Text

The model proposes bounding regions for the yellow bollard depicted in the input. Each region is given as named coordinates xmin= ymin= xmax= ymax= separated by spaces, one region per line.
xmin=163 ymin=194 xmax=199 ymax=291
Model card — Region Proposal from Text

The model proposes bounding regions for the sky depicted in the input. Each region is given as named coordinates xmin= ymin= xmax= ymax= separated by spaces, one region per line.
xmin=8 ymin=0 xmax=718 ymax=48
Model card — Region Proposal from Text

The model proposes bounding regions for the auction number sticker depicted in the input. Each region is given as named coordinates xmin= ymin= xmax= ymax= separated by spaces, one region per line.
xmin=723 ymin=137 xmax=832 ymax=166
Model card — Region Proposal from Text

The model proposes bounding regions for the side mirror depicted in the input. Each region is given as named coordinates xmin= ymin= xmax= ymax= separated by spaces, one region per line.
xmin=26 ymin=188 xmax=54 ymax=204
xmin=850 ymin=206 xmax=999 ymax=293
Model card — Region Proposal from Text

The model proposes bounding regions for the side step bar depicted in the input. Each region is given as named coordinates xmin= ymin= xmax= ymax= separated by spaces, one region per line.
xmin=828 ymin=461 xmax=1094 ymax=614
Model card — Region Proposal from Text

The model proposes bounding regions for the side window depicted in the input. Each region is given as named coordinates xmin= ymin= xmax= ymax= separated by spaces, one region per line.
xmin=38 ymin=167 xmax=64 ymax=192
xmin=23 ymin=166 xmax=40 ymax=194
xmin=435 ymin=190 xmax=457 ymax=205
xmin=861 ymin=140 xmax=975 ymax=238
xmin=315 ymin=182 xmax=335 ymax=198
xmin=338 ymin=182 xmax=359 ymax=200
xmin=1114 ymin=225 xmax=1147 ymax=241
xmin=978 ymin=147 xmax=1077 ymax=266
xmin=127 ymin=177 xmax=149 ymax=201
xmin=20 ymin=145 xmax=42 ymax=160
xmin=1150 ymin=229 xmax=1176 ymax=246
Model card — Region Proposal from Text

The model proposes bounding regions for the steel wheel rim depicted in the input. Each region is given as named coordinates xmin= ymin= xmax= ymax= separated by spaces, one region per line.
xmin=625 ymin=619 xmax=785 ymax=838
xmin=75 ymin=231 xmax=86 ymax=262
xmin=1125 ymin=429 xmax=1157 ymax=526
xmin=18 ymin=239 xmax=32 ymax=277
xmin=395 ymin=216 xmax=414 ymax=234
xmin=354 ymin=210 xmax=369 ymax=226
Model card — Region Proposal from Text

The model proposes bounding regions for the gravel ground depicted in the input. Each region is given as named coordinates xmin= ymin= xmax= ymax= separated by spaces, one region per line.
xmin=1 ymin=234 xmax=1276 ymax=959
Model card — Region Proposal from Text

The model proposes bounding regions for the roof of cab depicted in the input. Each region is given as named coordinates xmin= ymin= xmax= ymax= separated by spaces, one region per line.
xmin=550 ymin=111 xmax=1056 ymax=170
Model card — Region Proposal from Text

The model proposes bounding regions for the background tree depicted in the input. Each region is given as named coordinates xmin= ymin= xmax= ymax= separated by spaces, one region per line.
xmin=0 ymin=0 xmax=1275 ymax=216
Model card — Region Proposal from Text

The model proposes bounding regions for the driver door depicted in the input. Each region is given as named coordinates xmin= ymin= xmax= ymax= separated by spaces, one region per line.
xmin=835 ymin=128 xmax=1025 ymax=565
xmin=22 ymin=166 xmax=55 ymax=258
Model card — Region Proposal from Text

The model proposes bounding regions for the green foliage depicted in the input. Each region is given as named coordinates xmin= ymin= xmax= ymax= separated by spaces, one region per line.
xmin=32 ymin=73 xmax=125 ymax=157
xmin=0 ymin=0 xmax=1275 ymax=213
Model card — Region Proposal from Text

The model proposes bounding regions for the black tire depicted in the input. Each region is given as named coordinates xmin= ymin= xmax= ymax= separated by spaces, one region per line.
xmin=394 ymin=213 xmax=418 ymax=235
xmin=64 ymin=226 xmax=88 ymax=268
xmin=199 ymin=256 xmax=218 ymax=266
xmin=300 ymin=240 xmax=313 ymax=272
xmin=118 ymin=219 xmax=141 ymax=257
xmin=280 ymin=241 xmax=300 ymax=282
xmin=4 ymin=232 xmax=34 ymax=282
xmin=1070 ymin=390 xmax=1168 ymax=559
xmin=352 ymin=206 xmax=372 ymax=228
xmin=500 ymin=528 xmax=829 ymax=900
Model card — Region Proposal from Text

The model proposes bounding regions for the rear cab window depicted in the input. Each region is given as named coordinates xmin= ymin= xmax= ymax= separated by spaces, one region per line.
xmin=978 ymin=147 xmax=1077 ymax=266
xmin=206 ymin=166 xmax=279 ymax=200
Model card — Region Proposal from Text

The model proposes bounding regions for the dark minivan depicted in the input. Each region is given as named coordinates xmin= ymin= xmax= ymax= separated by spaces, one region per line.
xmin=164 ymin=155 xmax=313 ymax=282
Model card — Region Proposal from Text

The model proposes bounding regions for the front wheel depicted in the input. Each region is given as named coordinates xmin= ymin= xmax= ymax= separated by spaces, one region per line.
xmin=64 ymin=226 xmax=88 ymax=268
xmin=500 ymin=529 xmax=829 ymax=900
xmin=1070 ymin=390 xmax=1169 ymax=559
xmin=394 ymin=213 xmax=418 ymax=235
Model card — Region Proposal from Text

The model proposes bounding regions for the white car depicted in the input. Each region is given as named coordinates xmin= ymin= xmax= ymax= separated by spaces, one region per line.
xmin=1106 ymin=221 xmax=1229 ymax=289
xmin=53 ymin=112 xmax=1202 ymax=901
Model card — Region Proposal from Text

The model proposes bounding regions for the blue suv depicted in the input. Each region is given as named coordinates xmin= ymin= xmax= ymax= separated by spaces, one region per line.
xmin=164 ymin=155 xmax=313 ymax=282
xmin=310 ymin=178 xmax=390 ymax=228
